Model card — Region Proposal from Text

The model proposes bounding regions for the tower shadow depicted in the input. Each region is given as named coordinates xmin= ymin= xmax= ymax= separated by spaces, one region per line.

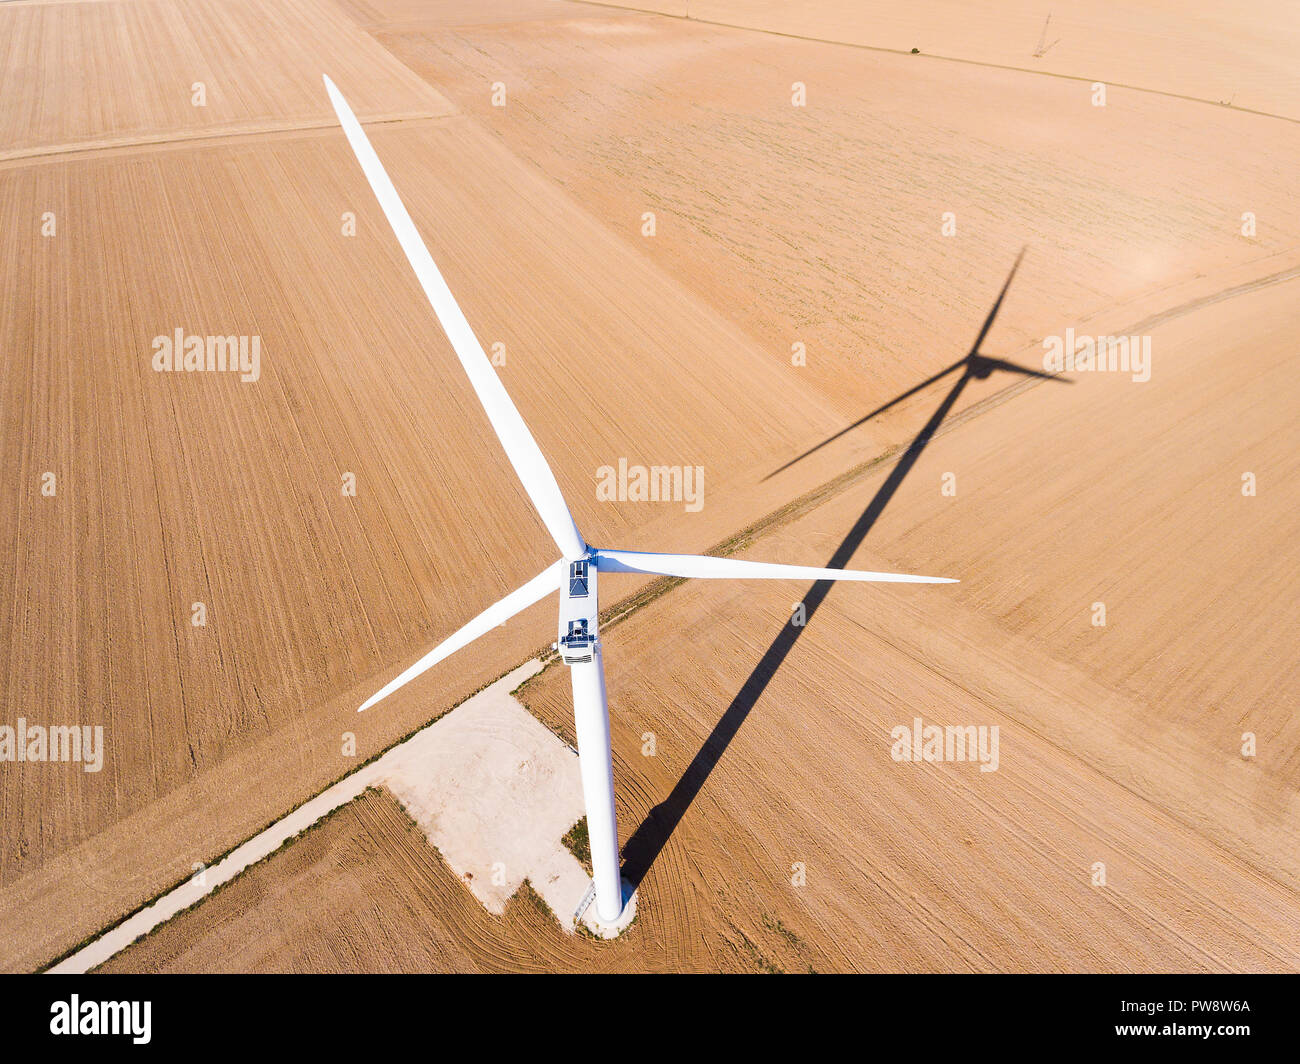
xmin=620 ymin=250 xmax=1065 ymax=887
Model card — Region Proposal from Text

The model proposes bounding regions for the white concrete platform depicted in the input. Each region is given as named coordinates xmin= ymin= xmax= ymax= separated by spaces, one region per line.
xmin=377 ymin=660 xmax=615 ymax=935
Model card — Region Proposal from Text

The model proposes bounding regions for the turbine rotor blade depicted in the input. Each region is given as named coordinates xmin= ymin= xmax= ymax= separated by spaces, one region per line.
xmin=595 ymin=548 xmax=956 ymax=584
xmin=322 ymin=75 xmax=586 ymax=561
xmin=357 ymin=560 xmax=566 ymax=713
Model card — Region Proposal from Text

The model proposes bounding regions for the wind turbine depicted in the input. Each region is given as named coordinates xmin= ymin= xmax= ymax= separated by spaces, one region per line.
xmin=323 ymin=75 xmax=957 ymax=925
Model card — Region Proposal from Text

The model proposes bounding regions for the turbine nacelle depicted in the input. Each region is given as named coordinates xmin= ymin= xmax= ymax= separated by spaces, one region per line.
xmin=557 ymin=557 xmax=599 ymax=666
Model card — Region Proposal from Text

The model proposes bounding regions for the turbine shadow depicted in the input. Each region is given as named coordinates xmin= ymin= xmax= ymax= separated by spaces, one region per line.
xmin=620 ymin=251 xmax=1060 ymax=889
xmin=761 ymin=248 xmax=1068 ymax=482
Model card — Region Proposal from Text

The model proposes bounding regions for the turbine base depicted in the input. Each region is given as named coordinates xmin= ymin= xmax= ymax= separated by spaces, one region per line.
xmin=578 ymin=877 xmax=638 ymax=939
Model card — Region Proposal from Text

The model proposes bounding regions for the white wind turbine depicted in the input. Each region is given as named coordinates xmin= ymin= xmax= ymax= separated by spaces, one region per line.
xmin=323 ymin=75 xmax=957 ymax=924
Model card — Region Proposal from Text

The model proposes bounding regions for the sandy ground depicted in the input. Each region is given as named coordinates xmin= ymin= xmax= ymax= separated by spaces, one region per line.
xmin=0 ymin=0 xmax=453 ymax=159
xmin=377 ymin=3 xmax=1300 ymax=453
xmin=6 ymin=0 xmax=1300 ymax=971
xmin=579 ymin=1 xmax=1300 ymax=120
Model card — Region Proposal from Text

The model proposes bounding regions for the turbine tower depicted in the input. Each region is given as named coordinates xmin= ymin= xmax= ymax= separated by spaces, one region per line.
xmin=323 ymin=75 xmax=957 ymax=924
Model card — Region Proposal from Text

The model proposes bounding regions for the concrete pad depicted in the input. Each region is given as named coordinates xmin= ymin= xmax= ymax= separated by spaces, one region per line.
xmin=378 ymin=662 xmax=591 ymax=920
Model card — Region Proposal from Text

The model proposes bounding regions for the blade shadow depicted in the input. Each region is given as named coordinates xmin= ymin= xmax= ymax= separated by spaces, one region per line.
xmin=965 ymin=355 xmax=1066 ymax=383
xmin=762 ymin=248 xmax=1067 ymax=482
xmin=762 ymin=358 xmax=964 ymax=480
xmin=620 ymin=250 xmax=1056 ymax=889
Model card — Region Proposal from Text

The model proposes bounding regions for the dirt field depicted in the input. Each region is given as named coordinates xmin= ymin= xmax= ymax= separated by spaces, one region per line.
xmin=1 ymin=0 xmax=866 ymax=971
xmin=0 ymin=0 xmax=452 ymax=159
xmin=109 ymin=278 xmax=1300 ymax=972
xmin=580 ymin=0 xmax=1300 ymax=120
xmin=377 ymin=3 xmax=1300 ymax=462
xmin=6 ymin=0 xmax=1300 ymax=972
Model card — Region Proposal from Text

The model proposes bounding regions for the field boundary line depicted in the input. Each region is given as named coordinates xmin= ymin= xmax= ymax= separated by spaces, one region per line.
xmin=0 ymin=113 xmax=455 ymax=169
xmin=566 ymin=0 xmax=1300 ymax=125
